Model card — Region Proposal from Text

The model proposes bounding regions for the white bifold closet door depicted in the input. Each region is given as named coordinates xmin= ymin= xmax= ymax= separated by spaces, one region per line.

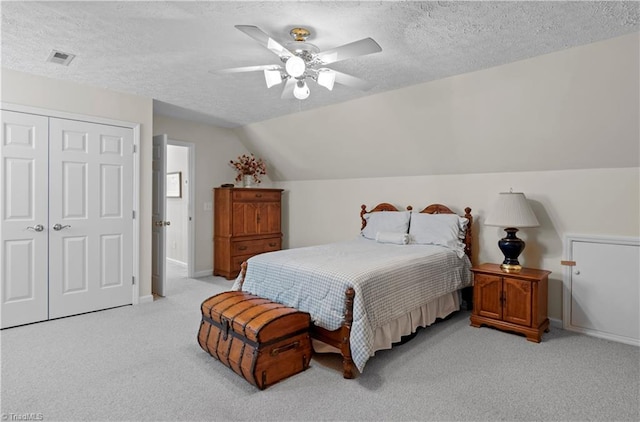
xmin=48 ymin=117 xmax=133 ymax=319
xmin=1 ymin=111 xmax=49 ymax=328
xmin=1 ymin=110 xmax=134 ymax=328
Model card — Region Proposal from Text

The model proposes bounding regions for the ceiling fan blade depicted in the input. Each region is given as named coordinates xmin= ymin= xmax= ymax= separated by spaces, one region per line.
xmin=333 ymin=70 xmax=375 ymax=91
xmin=281 ymin=78 xmax=296 ymax=99
xmin=316 ymin=38 xmax=382 ymax=65
xmin=235 ymin=25 xmax=293 ymax=58
xmin=210 ymin=65 xmax=281 ymax=74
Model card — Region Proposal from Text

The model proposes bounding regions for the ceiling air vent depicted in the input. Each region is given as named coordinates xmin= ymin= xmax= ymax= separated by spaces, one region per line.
xmin=46 ymin=49 xmax=75 ymax=66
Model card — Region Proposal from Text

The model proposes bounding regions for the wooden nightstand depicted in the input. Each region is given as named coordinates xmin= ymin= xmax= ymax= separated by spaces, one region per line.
xmin=470 ymin=263 xmax=551 ymax=342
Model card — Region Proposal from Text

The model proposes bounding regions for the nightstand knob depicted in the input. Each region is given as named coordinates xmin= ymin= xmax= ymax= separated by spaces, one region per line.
xmin=574 ymin=270 xmax=581 ymax=275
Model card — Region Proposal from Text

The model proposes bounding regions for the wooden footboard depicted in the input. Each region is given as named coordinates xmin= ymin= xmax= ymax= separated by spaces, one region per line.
xmin=310 ymin=288 xmax=356 ymax=379
xmin=237 ymin=262 xmax=357 ymax=378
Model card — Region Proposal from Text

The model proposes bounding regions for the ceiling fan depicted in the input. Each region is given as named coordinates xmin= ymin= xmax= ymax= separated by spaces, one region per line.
xmin=212 ymin=25 xmax=382 ymax=100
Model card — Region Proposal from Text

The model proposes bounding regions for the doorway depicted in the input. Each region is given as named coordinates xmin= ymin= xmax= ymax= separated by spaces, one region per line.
xmin=165 ymin=143 xmax=193 ymax=281
xmin=151 ymin=136 xmax=195 ymax=297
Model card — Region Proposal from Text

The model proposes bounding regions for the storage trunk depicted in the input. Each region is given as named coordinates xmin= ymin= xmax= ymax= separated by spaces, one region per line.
xmin=198 ymin=291 xmax=312 ymax=389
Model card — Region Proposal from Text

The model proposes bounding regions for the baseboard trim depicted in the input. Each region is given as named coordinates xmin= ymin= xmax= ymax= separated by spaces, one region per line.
xmin=549 ymin=317 xmax=563 ymax=330
xmin=138 ymin=295 xmax=154 ymax=304
xmin=193 ymin=269 xmax=213 ymax=278
xmin=166 ymin=258 xmax=186 ymax=267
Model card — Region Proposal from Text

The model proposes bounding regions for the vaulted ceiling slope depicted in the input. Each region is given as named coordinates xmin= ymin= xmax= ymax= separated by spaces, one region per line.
xmin=2 ymin=1 xmax=638 ymax=128
xmin=234 ymin=31 xmax=639 ymax=181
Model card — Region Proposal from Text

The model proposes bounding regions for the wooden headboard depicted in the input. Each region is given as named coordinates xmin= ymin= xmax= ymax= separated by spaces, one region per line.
xmin=359 ymin=203 xmax=411 ymax=230
xmin=360 ymin=202 xmax=473 ymax=260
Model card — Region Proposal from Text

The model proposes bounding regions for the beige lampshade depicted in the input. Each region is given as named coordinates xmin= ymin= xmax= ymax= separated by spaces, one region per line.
xmin=485 ymin=192 xmax=539 ymax=228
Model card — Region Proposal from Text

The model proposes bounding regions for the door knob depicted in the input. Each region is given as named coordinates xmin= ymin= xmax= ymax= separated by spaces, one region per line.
xmin=27 ymin=224 xmax=44 ymax=232
xmin=53 ymin=224 xmax=71 ymax=231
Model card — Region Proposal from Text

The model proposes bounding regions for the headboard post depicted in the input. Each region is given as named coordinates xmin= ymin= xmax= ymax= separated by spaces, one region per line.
xmin=464 ymin=207 xmax=473 ymax=261
xmin=360 ymin=205 xmax=368 ymax=230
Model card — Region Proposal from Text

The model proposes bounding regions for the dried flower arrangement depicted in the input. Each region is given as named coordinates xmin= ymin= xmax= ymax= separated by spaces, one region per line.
xmin=229 ymin=153 xmax=267 ymax=184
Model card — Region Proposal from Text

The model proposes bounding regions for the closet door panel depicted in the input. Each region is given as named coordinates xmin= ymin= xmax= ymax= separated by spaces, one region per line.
xmin=570 ymin=240 xmax=639 ymax=343
xmin=48 ymin=118 xmax=133 ymax=318
xmin=61 ymin=236 xmax=88 ymax=293
xmin=0 ymin=111 xmax=49 ymax=328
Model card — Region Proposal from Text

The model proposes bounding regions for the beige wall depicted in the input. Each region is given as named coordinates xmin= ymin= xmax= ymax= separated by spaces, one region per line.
xmin=153 ymin=114 xmax=272 ymax=276
xmin=235 ymin=32 xmax=639 ymax=181
xmin=1 ymin=67 xmax=154 ymax=298
xmin=275 ymin=167 xmax=640 ymax=320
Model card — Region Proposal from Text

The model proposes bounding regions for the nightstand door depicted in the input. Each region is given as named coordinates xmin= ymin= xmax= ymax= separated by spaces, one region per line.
xmin=503 ymin=277 xmax=532 ymax=327
xmin=475 ymin=274 xmax=503 ymax=320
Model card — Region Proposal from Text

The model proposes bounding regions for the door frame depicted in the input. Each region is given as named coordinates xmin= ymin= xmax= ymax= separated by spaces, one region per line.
xmin=166 ymin=139 xmax=195 ymax=279
xmin=1 ymin=102 xmax=142 ymax=304
xmin=151 ymin=136 xmax=196 ymax=296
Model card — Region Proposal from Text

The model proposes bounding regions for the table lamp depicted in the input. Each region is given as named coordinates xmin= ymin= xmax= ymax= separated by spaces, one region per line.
xmin=484 ymin=191 xmax=539 ymax=273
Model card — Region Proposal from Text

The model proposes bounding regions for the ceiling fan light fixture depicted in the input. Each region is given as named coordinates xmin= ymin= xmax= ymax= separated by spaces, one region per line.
xmin=293 ymin=80 xmax=310 ymax=100
xmin=263 ymin=69 xmax=283 ymax=88
xmin=285 ymin=56 xmax=306 ymax=78
xmin=219 ymin=25 xmax=382 ymax=101
xmin=317 ymin=68 xmax=336 ymax=91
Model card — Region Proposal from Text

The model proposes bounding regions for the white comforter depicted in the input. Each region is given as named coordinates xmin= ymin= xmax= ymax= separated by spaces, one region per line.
xmin=233 ymin=237 xmax=472 ymax=372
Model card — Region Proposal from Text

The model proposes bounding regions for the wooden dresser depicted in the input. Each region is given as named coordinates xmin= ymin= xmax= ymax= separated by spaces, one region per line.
xmin=470 ymin=263 xmax=551 ymax=342
xmin=213 ymin=187 xmax=284 ymax=279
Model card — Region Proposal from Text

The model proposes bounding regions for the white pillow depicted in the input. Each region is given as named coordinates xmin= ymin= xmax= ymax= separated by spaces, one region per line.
xmin=361 ymin=211 xmax=410 ymax=240
xmin=375 ymin=231 xmax=410 ymax=245
xmin=409 ymin=213 xmax=468 ymax=251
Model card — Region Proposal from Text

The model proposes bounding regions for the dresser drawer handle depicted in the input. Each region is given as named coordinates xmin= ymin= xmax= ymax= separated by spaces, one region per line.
xmin=238 ymin=246 xmax=248 ymax=251
xmin=255 ymin=193 xmax=262 ymax=198
xmin=268 ymin=242 xmax=277 ymax=247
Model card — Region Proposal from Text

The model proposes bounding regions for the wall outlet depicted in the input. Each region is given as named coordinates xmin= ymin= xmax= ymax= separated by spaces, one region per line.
xmin=204 ymin=202 xmax=212 ymax=211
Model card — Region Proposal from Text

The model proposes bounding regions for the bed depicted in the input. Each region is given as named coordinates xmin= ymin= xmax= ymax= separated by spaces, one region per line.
xmin=234 ymin=202 xmax=474 ymax=378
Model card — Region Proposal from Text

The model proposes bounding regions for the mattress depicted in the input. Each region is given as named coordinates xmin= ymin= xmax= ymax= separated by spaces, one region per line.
xmin=233 ymin=237 xmax=472 ymax=371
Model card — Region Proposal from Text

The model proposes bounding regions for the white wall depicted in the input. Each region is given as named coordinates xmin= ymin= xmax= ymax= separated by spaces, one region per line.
xmin=275 ymin=168 xmax=639 ymax=320
xmin=1 ymin=67 xmax=155 ymax=298
xmin=153 ymin=114 xmax=273 ymax=276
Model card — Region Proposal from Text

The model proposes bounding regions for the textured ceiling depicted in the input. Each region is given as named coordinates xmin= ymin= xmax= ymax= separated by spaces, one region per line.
xmin=2 ymin=1 xmax=639 ymax=128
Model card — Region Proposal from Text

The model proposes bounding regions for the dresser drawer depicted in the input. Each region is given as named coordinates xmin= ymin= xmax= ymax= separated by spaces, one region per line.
xmin=231 ymin=254 xmax=253 ymax=274
xmin=232 ymin=190 xmax=281 ymax=202
xmin=231 ymin=238 xmax=281 ymax=256
xmin=230 ymin=240 xmax=280 ymax=274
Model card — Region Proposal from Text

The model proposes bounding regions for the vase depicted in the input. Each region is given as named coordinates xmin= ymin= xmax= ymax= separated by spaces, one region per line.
xmin=242 ymin=174 xmax=255 ymax=188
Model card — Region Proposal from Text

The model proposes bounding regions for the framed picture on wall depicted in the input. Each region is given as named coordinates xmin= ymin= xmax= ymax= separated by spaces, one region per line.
xmin=166 ymin=172 xmax=182 ymax=198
